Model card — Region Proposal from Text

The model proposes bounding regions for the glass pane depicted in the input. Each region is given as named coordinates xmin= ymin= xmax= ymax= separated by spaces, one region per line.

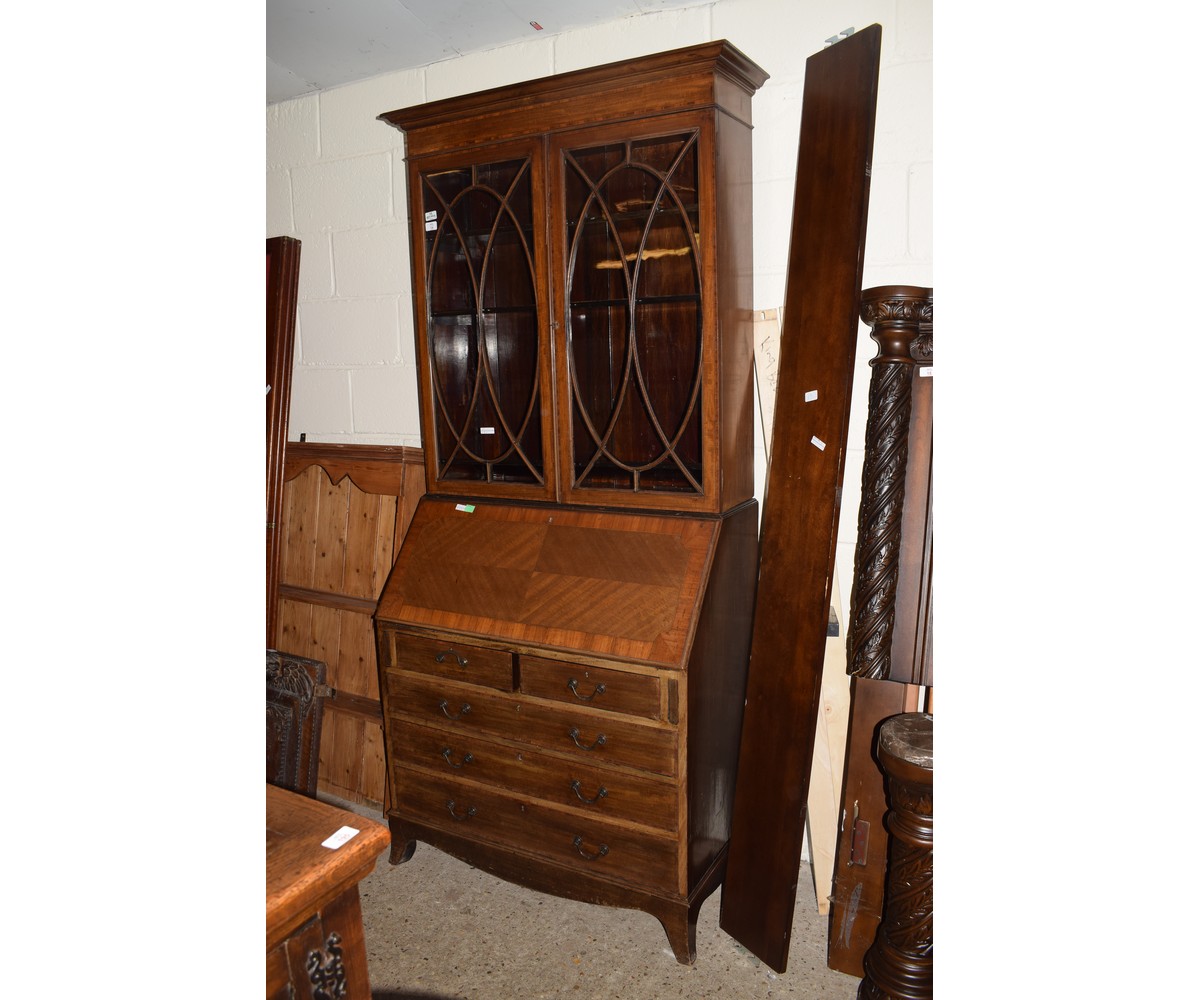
xmin=563 ymin=132 xmax=703 ymax=495
xmin=420 ymin=157 xmax=543 ymax=486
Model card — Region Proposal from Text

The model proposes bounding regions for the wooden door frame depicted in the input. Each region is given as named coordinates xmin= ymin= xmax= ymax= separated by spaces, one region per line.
xmin=267 ymin=235 xmax=302 ymax=648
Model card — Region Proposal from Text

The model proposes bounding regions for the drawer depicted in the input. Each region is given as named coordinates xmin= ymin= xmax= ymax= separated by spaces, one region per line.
xmin=393 ymin=767 xmax=681 ymax=896
xmin=381 ymin=628 xmax=513 ymax=691
xmin=520 ymin=655 xmax=662 ymax=720
xmin=390 ymin=720 xmax=678 ymax=831
xmin=385 ymin=672 xmax=677 ymax=777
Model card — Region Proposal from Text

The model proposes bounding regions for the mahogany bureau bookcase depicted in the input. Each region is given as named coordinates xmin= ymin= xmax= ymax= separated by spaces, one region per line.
xmin=372 ymin=41 xmax=768 ymax=964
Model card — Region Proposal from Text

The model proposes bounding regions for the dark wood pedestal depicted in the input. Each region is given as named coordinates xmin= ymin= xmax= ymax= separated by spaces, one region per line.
xmin=829 ymin=283 xmax=932 ymax=976
xmin=858 ymin=712 xmax=933 ymax=999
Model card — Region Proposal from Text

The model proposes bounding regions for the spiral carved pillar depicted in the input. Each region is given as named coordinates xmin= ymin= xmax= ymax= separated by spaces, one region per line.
xmin=847 ymin=286 xmax=932 ymax=681
xmin=858 ymin=712 xmax=933 ymax=999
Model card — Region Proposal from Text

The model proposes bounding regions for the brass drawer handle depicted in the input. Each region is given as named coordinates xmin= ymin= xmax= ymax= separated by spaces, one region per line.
xmin=572 ymin=835 xmax=609 ymax=861
xmin=567 ymin=678 xmax=606 ymax=702
xmin=570 ymin=779 xmax=608 ymax=804
xmin=435 ymin=648 xmax=468 ymax=668
xmin=441 ymin=748 xmax=474 ymax=769
xmin=438 ymin=699 xmax=471 ymax=720
xmin=446 ymin=800 xmax=476 ymax=821
xmin=568 ymin=727 xmax=606 ymax=751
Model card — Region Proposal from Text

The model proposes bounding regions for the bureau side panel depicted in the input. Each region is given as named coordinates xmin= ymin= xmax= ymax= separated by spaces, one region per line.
xmin=686 ymin=500 xmax=759 ymax=886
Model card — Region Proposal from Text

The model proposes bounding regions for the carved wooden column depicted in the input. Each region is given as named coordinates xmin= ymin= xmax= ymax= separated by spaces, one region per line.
xmin=829 ymin=285 xmax=931 ymax=975
xmin=847 ymin=285 xmax=932 ymax=684
xmin=858 ymin=712 xmax=933 ymax=999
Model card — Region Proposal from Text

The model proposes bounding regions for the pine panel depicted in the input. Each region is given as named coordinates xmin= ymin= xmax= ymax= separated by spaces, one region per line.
xmin=361 ymin=723 xmax=388 ymax=810
xmin=371 ymin=494 xmax=400 ymax=597
xmin=274 ymin=444 xmax=425 ymax=807
xmin=280 ymin=466 xmax=320 ymax=586
xmin=312 ymin=475 xmax=350 ymax=593
xmin=337 ymin=607 xmax=378 ymax=701
xmin=319 ymin=709 xmax=364 ymax=799
xmin=344 ymin=486 xmax=385 ymax=600
xmin=275 ymin=598 xmax=315 ymax=660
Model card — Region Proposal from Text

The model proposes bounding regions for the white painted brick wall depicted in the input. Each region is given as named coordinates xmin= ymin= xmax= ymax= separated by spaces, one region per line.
xmin=319 ymin=71 xmax=425 ymax=158
xmin=291 ymin=155 xmax=393 ymax=232
xmin=550 ymin=5 xmax=712 ymax=73
xmin=265 ymin=0 xmax=933 ymax=513
xmin=425 ymin=40 xmax=554 ymax=101
xmin=332 ymin=224 xmax=409 ymax=298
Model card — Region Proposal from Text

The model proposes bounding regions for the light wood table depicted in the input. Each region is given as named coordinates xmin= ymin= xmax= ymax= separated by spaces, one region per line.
xmin=267 ymin=784 xmax=390 ymax=999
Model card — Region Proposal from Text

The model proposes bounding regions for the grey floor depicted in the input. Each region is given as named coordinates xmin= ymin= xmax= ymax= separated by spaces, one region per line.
xmin=336 ymin=796 xmax=863 ymax=1000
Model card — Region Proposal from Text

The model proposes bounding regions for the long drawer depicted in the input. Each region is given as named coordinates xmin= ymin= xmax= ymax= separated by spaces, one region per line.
xmin=390 ymin=720 xmax=678 ymax=831
xmin=392 ymin=766 xmax=681 ymax=895
xmin=383 ymin=670 xmax=677 ymax=776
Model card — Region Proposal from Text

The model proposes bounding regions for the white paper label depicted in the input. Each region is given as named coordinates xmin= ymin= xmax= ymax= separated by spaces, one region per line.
xmin=480 ymin=426 xmax=495 ymax=435
xmin=804 ymin=389 xmax=818 ymax=402
xmin=811 ymin=436 xmax=827 ymax=451
xmin=918 ymin=366 xmax=933 ymax=377
xmin=455 ymin=503 xmax=476 ymax=513
xmin=424 ymin=210 xmax=437 ymax=222
xmin=425 ymin=220 xmax=437 ymax=231
xmin=321 ymin=826 xmax=359 ymax=849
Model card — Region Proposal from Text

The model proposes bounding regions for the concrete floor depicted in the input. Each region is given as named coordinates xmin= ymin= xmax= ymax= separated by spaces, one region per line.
xmin=346 ymin=803 xmax=863 ymax=1000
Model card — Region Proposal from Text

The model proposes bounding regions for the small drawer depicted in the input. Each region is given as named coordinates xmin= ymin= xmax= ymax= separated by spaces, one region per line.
xmin=384 ymin=630 xmax=513 ymax=691
xmin=520 ymin=655 xmax=661 ymax=720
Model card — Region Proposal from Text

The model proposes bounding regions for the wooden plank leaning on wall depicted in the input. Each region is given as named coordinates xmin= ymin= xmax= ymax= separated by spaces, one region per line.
xmin=276 ymin=442 xmax=426 ymax=808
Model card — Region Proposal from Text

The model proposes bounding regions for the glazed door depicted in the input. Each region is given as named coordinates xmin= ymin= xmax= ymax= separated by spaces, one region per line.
xmin=408 ymin=140 xmax=556 ymax=501
xmin=551 ymin=115 xmax=720 ymax=512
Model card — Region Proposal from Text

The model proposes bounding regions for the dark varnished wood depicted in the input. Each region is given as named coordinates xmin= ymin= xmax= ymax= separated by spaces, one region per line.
xmin=828 ymin=677 xmax=921 ymax=975
xmin=386 ymin=629 xmax=516 ymax=692
xmin=545 ymin=104 xmax=756 ymax=513
xmin=847 ymin=287 xmax=933 ymax=685
xmin=266 ymin=784 xmax=390 ymax=999
xmin=267 ymin=235 xmax=301 ymax=648
xmin=267 ymin=649 xmax=328 ymax=797
xmin=283 ymin=441 xmax=421 ymax=498
xmin=382 ymin=669 xmax=678 ymax=776
xmin=520 ymin=654 xmax=663 ymax=719
xmin=374 ymin=499 xmax=757 ymax=962
xmin=375 ymin=496 xmax=718 ymax=667
xmin=858 ymin=713 xmax=933 ymax=999
xmin=384 ymin=812 xmax=729 ymax=966
xmin=376 ymin=42 xmax=766 ymax=964
xmin=683 ymin=499 xmax=759 ymax=886
xmin=829 ymin=288 xmax=933 ymax=974
xmin=719 ymin=25 xmax=882 ymax=973
xmin=382 ymin=41 xmax=765 ymax=516
xmin=390 ymin=770 xmax=680 ymax=894
xmin=403 ymin=139 xmax=558 ymax=503
xmin=380 ymin=41 xmax=767 ymax=155
xmin=387 ymin=719 xmax=678 ymax=830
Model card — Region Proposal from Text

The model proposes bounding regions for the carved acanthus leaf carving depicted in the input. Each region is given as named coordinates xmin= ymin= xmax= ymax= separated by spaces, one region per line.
xmin=859 ymin=294 xmax=933 ymax=327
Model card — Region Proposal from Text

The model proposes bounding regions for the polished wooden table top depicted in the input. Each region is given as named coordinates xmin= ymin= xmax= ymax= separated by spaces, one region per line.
xmin=266 ymin=784 xmax=390 ymax=950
